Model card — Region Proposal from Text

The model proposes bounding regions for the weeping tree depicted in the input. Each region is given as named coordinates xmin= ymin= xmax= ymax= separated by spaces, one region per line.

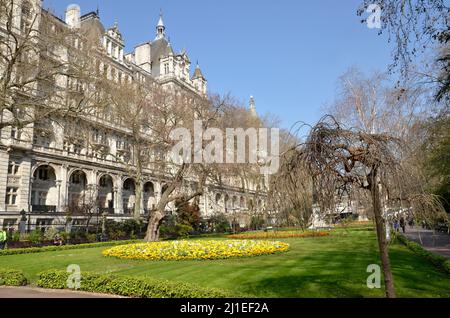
xmin=282 ymin=116 xmax=447 ymax=298
xmin=268 ymin=145 xmax=313 ymax=229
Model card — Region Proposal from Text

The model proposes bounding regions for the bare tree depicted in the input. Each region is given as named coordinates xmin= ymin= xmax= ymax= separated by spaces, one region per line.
xmin=357 ymin=0 xmax=449 ymax=101
xmin=281 ymin=116 xmax=447 ymax=298
xmin=325 ymin=68 xmax=427 ymax=139
xmin=0 ymin=0 xmax=107 ymax=134
xmin=268 ymin=129 xmax=313 ymax=229
xmin=142 ymin=91 xmax=225 ymax=241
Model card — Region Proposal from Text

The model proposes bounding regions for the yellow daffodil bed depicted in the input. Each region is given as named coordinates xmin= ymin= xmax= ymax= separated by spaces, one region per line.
xmin=102 ymin=240 xmax=290 ymax=261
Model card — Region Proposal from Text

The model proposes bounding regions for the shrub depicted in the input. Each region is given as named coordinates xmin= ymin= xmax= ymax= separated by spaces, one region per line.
xmin=8 ymin=231 xmax=21 ymax=243
xmin=175 ymin=200 xmax=201 ymax=231
xmin=120 ymin=219 xmax=141 ymax=237
xmin=444 ymin=261 xmax=450 ymax=273
xmin=43 ymin=228 xmax=58 ymax=241
xmin=70 ymin=229 xmax=87 ymax=241
xmin=28 ymin=229 xmax=43 ymax=246
xmin=0 ymin=269 xmax=28 ymax=286
xmin=175 ymin=224 xmax=193 ymax=239
xmin=59 ymin=231 xmax=70 ymax=242
xmin=86 ymin=233 xmax=97 ymax=243
xmin=0 ymin=240 xmax=140 ymax=256
xmin=37 ymin=270 xmax=240 ymax=298
xmin=209 ymin=213 xmax=231 ymax=233
xmin=250 ymin=216 xmax=265 ymax=231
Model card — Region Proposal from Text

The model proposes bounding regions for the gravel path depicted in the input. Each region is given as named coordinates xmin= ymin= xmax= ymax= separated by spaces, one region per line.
xmin=403 ymin=226 xmax=450 ymax=260
xmin=0 ymin=286 xmax=124 ymax=298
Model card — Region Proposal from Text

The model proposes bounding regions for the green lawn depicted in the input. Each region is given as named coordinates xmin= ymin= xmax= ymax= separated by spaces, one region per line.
xmin=0 ymin=227 xmax=449 ymax=297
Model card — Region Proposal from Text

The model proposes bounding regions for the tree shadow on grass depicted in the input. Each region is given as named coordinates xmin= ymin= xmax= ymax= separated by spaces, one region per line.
xmin=237 ymin=244 xmax=450 ymax=298
xmin=236 ymin=249 xmax=380 ymax=298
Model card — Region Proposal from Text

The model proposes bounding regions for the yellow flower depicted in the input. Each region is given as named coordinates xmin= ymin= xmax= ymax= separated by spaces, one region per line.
xmin=102 ymin=240 xmax=289 ymax=261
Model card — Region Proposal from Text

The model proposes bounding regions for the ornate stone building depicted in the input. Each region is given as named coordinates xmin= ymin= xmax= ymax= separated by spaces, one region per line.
xmin=0 ymin=2 xmax=266 ymax=230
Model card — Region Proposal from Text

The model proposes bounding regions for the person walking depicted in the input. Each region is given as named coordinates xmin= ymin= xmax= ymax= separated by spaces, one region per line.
xmin=0 ymin=229 xmax=7 ymax=250
xmin=400 ymin=216 xmax=406 ymax=233
xmin=393 ymin=218 xmax=400 ymax=233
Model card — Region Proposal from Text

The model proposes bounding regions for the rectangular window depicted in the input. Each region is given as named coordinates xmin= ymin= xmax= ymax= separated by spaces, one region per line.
xmin=8 ymin=162 xmax=19 ymax=175
xmin=5 ymin=187 xmax=18 ymax=205
xmin=73 ymin=144 xmax=82 ymax=155
xmin=11 ymin=128 xmax=22 ymax=140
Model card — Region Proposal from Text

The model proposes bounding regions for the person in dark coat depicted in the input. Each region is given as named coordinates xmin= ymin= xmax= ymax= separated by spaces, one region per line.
xmin=400 ymin=216 xmax=406 ymax=233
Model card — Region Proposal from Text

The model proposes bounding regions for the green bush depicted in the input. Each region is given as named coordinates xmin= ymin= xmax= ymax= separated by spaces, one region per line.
xmin=0 ymin=240 xmax=140 ymax=256
xmin=59 ymin=231 xmax=70 ymax=242
xmin=209 ymin=213 xmax=231 ymax=233
xmin=120 ymin=219 xmax=142 ymax=237
xmin=175 ymin=223 xmax=193 ymax=239
xmin=70 ymin=229 xmax=87 ymax=241
xmin=28 ymin=229 xmax=43 ymax=246
xmin=8 ymin=231 xmax=20 ymax=242
xmin=86 ymin=233 xmax=97 ymax=243
xmin=0 ymin=269 xmax=28 ymax=286
xmin=444 ymin=261 xmax=450 ymax=273
xmin=43 ymin=228 xmax=58 ymax=241
xmin=37 ymin=270 xmax=239 ymax=298
xmin=398 ymin=234 xmax=450 ymax=275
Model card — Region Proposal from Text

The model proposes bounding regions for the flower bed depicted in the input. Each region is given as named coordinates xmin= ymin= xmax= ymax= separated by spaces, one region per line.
xmin=227 ymin=230 xmax=330 ymax=240
xmin=102 ymin=240 xmax=290 ymax=261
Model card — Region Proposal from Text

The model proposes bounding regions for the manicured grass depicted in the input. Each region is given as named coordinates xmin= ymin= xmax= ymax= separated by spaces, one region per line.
xmin=0 ymin=227 xmax=449 ymax=297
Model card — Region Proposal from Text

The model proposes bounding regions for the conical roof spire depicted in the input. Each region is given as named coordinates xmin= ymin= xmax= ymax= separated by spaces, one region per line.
xmin=155 ymin=10 xmax=166 ymax=40
xmin=249 ymin=96 xmax=257 ymax=117
xmin=192 ymin=62 xmax=205 ymax=80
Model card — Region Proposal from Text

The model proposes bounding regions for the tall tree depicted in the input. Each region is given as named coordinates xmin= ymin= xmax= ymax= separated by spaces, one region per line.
xmin=0 ymin=0 xmax=104 ymax=132
xmin=281 ymin=116 xmax=447 ymax=298
xmin=357 ymin=0 xmax=449 ymax=101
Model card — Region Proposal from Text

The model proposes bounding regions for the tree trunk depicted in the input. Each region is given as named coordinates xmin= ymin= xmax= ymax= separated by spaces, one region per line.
xmin=144 ymin=210 xmax=164 ymax=241
xmin=134 ymin=180 xmax=142 ymax=220
xmin=370 ymin=169 xmax=396 ymax=298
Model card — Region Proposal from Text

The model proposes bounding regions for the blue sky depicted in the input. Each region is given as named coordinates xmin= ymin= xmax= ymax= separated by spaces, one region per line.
xmin=43 ymin=0 xmax=393 ymax=130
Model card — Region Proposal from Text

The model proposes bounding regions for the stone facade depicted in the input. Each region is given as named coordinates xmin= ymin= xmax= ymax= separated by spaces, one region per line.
xmin=0 ymin=1 xmax=265 ymax=230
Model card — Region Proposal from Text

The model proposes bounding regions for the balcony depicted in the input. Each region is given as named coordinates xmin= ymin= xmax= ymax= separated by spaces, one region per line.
xmin=32 ymin=205 xmax=57 ymax=213
xmin=99 ymin=207 xmax=115 ymax=215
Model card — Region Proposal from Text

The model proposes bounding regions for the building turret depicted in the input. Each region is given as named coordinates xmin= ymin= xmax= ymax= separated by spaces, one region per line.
xmin=192 ymin=63 xmax=207 ymax=95
xmin=249 ymin=96 xmax=257 ymax=117
xmin=155 ymin=12 xmax=166 ymax=40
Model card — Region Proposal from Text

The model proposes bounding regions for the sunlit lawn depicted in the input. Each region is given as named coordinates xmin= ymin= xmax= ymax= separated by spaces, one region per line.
xmin=0 ymin=227 xmax=449 ymax=297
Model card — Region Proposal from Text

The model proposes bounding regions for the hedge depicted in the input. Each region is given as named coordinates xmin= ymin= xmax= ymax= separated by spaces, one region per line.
xmin=0 ymin=269 xmax=28 ymax=286
xmin=397 ymin=234 xmax=450 ymax=275
xmin=37 ymin=270 xmax=240 ymax=298
xmin=0 ymin=240 xmax=141 ymax=256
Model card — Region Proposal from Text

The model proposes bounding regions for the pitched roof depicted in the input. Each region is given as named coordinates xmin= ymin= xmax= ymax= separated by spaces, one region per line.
xmin=192 ymin=65 xmax=205 ymax=80
xmin=150 ymin=38 xmax=172 ymax=63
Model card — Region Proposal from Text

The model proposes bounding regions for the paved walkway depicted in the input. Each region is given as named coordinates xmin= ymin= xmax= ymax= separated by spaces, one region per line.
xmin=403 ymin=226 xmax=450 ymax=259
xmin=0 ymin=286 xmax=124 ymax=298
